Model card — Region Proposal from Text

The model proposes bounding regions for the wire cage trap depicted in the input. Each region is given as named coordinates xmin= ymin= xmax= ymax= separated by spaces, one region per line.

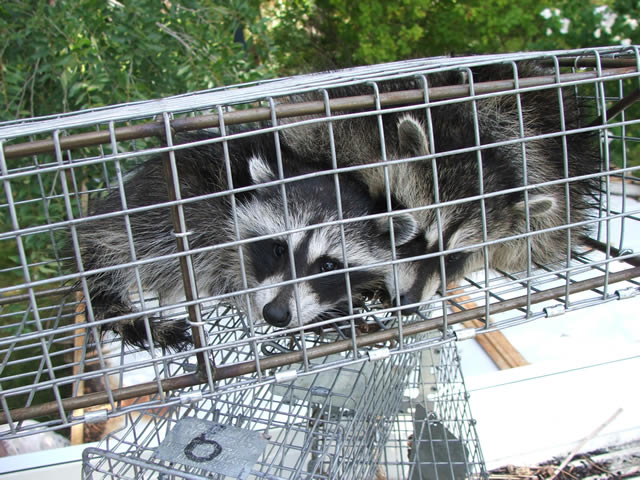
xmin=1 ymin=46 xmax=640 ymax=477
xmin=81 ymin=335 xmax=484 ymax=480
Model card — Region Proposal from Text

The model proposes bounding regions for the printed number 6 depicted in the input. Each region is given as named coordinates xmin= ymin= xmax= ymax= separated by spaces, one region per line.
xmin=184 ymin=432 xmax=222 ymax=462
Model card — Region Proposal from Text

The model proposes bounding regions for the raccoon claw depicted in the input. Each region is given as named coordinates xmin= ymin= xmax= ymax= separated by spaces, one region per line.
xmin=114 ymin=316 xmax=192 ymax=352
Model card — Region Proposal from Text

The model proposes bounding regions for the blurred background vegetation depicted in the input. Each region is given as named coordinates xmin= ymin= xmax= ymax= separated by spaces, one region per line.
xmin=2 ymin=0 xmax=639 ymax=120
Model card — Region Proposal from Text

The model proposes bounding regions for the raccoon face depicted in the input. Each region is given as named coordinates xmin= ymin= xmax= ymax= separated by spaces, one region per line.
xmin=386 ymin=232 xmax=481 ymax=315
xmin=386 ymin=194 xmax=560 ymax=314
xmin=235 ymin=155 xmax=418 ymax=328
xmin=385 ymin=115 xmax=560 ymax=314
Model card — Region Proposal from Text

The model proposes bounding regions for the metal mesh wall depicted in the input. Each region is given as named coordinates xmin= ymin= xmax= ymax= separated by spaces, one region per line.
xmin=81 ymin=338 xmax=484 ymax=480
xmin=1 ymin=48 xmax=639 ymax=474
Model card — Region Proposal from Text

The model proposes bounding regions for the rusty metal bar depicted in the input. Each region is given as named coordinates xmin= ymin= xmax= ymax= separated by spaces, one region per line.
xmin=0 ymin=373 xmax=202 ymax=424
xmin=2 ymin=67 xmax=635 ymax=161
xmin=2 ymin=264 xmax=638 ymax=424
xmin=588 ymin=88 xmax=640 ymax=128
xmin=604 ymin=87 xmax=640 ymax=122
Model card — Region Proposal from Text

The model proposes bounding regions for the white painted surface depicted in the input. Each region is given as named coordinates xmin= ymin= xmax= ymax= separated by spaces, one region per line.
xmin=465 ymin=337 xmax=640 ymax=469
xmin=0 ymin=444 xmax=92 ymax=478
xmin=458 ymin=193 xmax=640 ymax=469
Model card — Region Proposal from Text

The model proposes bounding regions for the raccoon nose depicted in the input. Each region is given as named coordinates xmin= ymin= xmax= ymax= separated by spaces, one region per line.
xmin=263 ymin=302 xmax=291 ymax=327
xmin=394 ymin=295 xmax=420 ymax=316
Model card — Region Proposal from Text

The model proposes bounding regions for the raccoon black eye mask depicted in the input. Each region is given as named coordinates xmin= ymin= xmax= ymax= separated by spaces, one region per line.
xmin=77 ymin=131 xmax=418 ymax=350
xmin=241 ymin=155 xmax=418 ymax=330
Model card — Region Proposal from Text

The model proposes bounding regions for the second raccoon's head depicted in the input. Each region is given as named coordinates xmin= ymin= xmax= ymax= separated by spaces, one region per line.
xmin=385 ymin=198 xmax=556 ymax=315
xmin=385 ymin=115 xmax=562 ymax=315
xmin=233 ymin=155 xmax=419 ymax=329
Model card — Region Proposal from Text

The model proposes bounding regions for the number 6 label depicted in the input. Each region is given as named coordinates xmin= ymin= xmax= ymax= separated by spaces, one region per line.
xmin=155 ymin=418 xmax=267 ymax=480
xmin=184 ymin=432 xmax=223 ymax=462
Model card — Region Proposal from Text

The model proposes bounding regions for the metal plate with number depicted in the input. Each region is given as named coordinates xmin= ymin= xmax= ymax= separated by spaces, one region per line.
xmin=154 ymin=417 xmax=268 ymax=479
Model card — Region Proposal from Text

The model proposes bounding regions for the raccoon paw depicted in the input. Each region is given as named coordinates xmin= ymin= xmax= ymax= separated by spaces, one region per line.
xmin=87 ymin=297 xmax=192 ymax=351
xmin=117 ymin=317 xmax=193 ymax=352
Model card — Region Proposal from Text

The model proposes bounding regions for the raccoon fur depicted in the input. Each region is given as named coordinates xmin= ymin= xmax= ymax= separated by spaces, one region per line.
xmin=281 ymin=61 xmax=601 ymax=312
xmin=77 ymin=130 xmax=418 ymax=350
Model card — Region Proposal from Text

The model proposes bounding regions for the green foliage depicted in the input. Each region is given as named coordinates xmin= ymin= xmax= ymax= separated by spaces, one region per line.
xmin=3 ymin=0 xmax=639 ymax=116
xmin=266 ymin=0 xmax=558 ymax=72
xmin=533 ymin=0 xmax=640 ymax=50
xmin=0 ymin=0 xmax=275 ymax=120
xmin=266 ymin=0 xmax=640 ymax=72
xmin=0 ymin=0 xmax=277 ymax=284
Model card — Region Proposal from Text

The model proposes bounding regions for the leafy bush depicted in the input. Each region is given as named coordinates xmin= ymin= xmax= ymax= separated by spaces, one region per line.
xmin=0 ymin=0 xmax=274 ymax=120
xmin=1 ymin=0 xmax=276 ymax=285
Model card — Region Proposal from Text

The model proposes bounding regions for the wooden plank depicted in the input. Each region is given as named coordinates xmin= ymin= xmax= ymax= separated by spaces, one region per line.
xmin=448 ymin=287 xmax=529 ymax=369
xmin=70 ymin=292 xmax=86 ymax=445
xmin=71 ymin=181 xmax=89 ymax=446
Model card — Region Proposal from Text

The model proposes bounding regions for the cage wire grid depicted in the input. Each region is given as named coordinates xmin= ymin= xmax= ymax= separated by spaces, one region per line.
xmin=0 ymin=46 xmax=639 ymax=477
xmin=81 ymin=338 xmax=485 ymax=480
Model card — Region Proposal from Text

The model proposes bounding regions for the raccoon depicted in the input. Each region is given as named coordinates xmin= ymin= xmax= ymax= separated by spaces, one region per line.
xmin=77 ymin=130 xmax=418 ymax=350
xmin=281 ymin=61 xmax=601 ymax=313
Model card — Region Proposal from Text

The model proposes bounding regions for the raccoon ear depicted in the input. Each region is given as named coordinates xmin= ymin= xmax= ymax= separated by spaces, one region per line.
xmin=514 ymin=194 xmax=556 ymax=218
xmin=377 ymin=213 xmax=420 ymax=246
xmin=248 ymin=155 xmax=276 ymax=185
xmin=397 ymin=116 xmax=430 ymax=158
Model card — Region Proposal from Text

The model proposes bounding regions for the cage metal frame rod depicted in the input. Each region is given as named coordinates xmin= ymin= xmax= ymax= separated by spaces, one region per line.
xmin=2 ymin=263 xmax=638 ymax=425
xmin=2 ymin=66 xmax=636 ymax=160
xmin=159 ymin=113 xmax=212 ymax=378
